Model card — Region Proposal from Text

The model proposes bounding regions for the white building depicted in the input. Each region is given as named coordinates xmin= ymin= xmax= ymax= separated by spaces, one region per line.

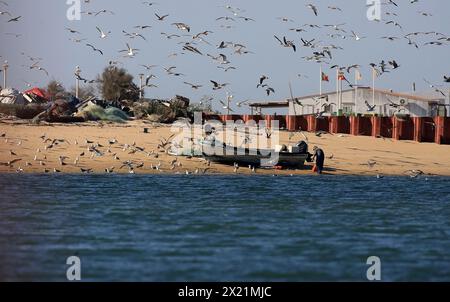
xmin=288 ymin=87 xmax=447 ymax=117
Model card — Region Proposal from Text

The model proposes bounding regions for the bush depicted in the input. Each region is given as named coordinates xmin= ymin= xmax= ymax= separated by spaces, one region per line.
xmin=97 ymin=67 xmax=140 ymax=101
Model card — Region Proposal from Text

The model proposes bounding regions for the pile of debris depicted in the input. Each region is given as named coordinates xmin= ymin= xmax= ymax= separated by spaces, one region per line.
xmin=130 ymin=95 xmax=190 ymax=123
xmin=0 ymin=86 xmax=191 ymax=124
xmin=0 ymin=87 xmax=50 ymax=105
xmin=0 ymin=88 xmax=50 ymax=119
xmin=75 ymin=97 xmax=130 ymax=123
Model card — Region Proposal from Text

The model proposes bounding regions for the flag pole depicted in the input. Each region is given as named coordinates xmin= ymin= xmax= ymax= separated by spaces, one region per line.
xmin=336 ymin=68 xmax=339 ymax=115
xmin=320 ymin=65 xmax=322 ymax=96
xmin=372 ymin=67 xmax=375 ymax=107
xmin=355 ymin=70 xmax=358 ymax=112
xmin=340 ymin=75 xmax=343 ymax=114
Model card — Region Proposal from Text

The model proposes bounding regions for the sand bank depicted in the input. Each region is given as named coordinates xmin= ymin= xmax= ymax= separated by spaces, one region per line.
xmin=1 ymin=120 xmax=449 ymax=176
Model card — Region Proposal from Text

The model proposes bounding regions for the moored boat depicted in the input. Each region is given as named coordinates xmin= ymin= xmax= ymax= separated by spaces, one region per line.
xmin=201 ymin=139 xmax=310 ymax=167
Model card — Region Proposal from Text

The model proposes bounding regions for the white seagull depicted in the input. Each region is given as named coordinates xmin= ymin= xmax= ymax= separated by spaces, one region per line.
xmin=96 ymin=26 xmax=110 ymax=39
xmin=120 ymin=43 xmax=139 ymax=57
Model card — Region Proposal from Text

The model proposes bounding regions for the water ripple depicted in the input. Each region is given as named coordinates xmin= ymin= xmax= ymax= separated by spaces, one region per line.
xmin=0 ymin=174 xmax=449 ymax=281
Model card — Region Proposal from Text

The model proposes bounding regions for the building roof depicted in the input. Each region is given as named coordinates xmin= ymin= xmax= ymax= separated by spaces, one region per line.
xmin=248 ymin=87 xmax=447 ymax=109
xmin=294 ymin=87 xmax=446 ymax=103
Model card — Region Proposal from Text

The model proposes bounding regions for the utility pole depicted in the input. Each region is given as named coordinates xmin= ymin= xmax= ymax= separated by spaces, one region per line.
xmin=139 ymin=73 xmax=144 ymax=99
xmin=447 ymin=88 xmax=450 ymax=117
xmin=226 ymin=92 xmax=232 ymax=115
xmin=75 ymin=66 xmax=81 ymax=98
xmin=3 ymin=60 xmax=9 ymax=89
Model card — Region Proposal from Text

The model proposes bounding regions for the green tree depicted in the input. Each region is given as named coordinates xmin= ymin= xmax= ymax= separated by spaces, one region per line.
xmin=47 ymin=80 xmax=67 ymax=101
xmin=97 ymin=67 xmax=140 ymax=101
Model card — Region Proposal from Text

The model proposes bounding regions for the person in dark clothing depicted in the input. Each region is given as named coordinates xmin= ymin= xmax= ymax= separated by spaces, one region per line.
xmin=312 ymin=146 xmax=325 ymax=174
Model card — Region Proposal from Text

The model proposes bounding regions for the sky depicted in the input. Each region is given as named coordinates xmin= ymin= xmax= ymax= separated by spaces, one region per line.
xmin=0 ymin=0 xmax=449 ymax=113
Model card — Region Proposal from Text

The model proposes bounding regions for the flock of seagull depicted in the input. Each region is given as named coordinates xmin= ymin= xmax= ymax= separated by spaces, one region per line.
xmin=1 ymin=0 xmax=449 ymax=111
xmin=0 ymin=128 xmax=435 ymax=177
xmin=0 ymin=130 xmax=218 ymax=175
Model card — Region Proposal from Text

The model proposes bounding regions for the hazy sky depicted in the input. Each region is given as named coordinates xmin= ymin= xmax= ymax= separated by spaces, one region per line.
xmin=1 ymin=0 xmax=449 ymax=112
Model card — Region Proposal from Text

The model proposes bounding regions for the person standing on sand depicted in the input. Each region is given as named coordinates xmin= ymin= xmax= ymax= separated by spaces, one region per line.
xmin=312 ymin=146 xmax=325 ymax=174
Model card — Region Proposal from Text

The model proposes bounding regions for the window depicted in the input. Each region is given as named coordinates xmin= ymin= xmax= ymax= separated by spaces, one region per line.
xmin=342 ymin=104 xmax=353 ymax=114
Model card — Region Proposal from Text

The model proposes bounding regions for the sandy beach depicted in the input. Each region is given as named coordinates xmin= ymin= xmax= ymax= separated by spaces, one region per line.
xmin=1 ymin=119 xmax=450 ymax=176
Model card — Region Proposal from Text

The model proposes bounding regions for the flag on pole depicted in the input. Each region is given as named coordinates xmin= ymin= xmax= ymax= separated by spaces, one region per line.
xmin=321 ymin=72 xmax=329 ymax=82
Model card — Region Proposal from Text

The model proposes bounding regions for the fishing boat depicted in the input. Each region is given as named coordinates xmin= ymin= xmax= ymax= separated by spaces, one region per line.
xmin=201 ymin=139 xmax=310 ymax=167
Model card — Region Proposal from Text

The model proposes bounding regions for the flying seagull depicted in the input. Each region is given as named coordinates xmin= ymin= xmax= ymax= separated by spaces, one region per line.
xmin=143 ymin=1 xmax=159 ymax=6
xmin=365 ymin=100 xmax=376 ymax=112
xmin=119 ymin=43 xmax=139 ymax=57
xmin=66 ymin=27 xmax=81 ymax=34
xmin=265 ymin=87 xmax=275 ymax=96
xmin=172 ymin=22 xmax=190 ymax=32
xmin=210 ymin=80 xmax=229 ymax=90
xmin=351 ymin=31 xmax=366 ymax=41
xmin=182 ymin=43 xmax=202 ymax=55
xmin=94 ymin=9 xmax=115 ymax=16
xmin=86 ymin=43 xmax=104 ymax=55
xmin=96 ymin=26 xmax=110 ymax=39
xmin=389 ymin=60 xmax=400 ymax=69
xmin=155 ymin=13 xmax=169 ymax=21
xmin=306 ymin=4 xmax=318 ymax=16
xmin=257 ymin=75 xmax=269 ymax=88
xmin=7 ymin=15 xmax=21 ymax=22
xmin=140 ymin=64 xmax=158 ymax=70
xmin=183 ymin=82 xmax=203 ymax=90
xmin=274 ymin=35 xmax=296 ymax=52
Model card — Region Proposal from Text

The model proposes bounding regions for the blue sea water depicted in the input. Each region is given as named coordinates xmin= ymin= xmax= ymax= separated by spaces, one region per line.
xmin=0 ymin=174 xmax=449 ymax=282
